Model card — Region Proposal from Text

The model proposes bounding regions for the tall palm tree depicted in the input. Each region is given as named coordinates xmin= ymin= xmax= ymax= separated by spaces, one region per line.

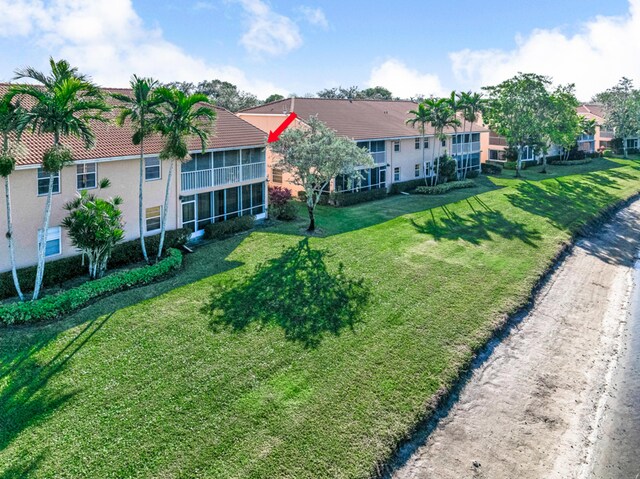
xmin=0 ymin=95 xmax=29 ymax=300
xmin=8 ymin=58 xmax=110 ymax=300
xmin=151 ymin=87 xmax=216 ymax=260
xmin=112 ymin=76 xmax=162 ymax=263
xmin=406 ymin=102 xmax=433 ymax=185
xmin=425 ymin=97 xmax=460 ymax=185
xmin=458 ymin=91 xmax=486 ymax=179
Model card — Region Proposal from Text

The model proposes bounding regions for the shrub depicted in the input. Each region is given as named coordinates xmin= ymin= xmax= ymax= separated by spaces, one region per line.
xmin=0 ymin=249 xmax=183 ymax=326
xmin=414 ymin=179 xmax=475 ymax=195
xmin=330 ymin=188 xmax=387 ymax=207
xmin=268 ymin=186 xmax=296 ymax=221
xmin=465 ymin=170 xmax=480 ymax=179
xmin=482 ymin=162 xmax=502 ymax=175
xmin=436 ymin=155 xmax=457 ymax=182
xmin=203 ymin=216 xmax=254 ymax=240
xmin=503 ymin=161 xmax=517 ymax=170
xmin=0 ymin=228 xmax=189 ymax=301
xmin=603 ymin=149 xmax=613 ymax=157
xmin=389 ymin=178 xmax=426 ymax=194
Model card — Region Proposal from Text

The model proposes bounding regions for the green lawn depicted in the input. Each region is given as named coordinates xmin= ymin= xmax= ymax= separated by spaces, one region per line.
xmin=1 ymin=157 xmax=639 ymax=478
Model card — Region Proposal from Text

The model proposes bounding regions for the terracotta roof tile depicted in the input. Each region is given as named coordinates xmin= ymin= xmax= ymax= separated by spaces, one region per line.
xmin=0 ymin=84 xmax=266 ymax=167
xmin=241 ymin=97 xmax=489 ymax=140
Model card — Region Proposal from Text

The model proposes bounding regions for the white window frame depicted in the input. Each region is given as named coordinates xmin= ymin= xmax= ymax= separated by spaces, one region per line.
xmin=145 ymin=157 xmax=161 ymax=181
xmin=40 ymin=226 xmax=62 ymax=257
xmin=393 ymin=167 xmax=400 ymax=182
xmin=145 ymin=205 xmax=162 ymax=233
xmin=393 ymin=140 xmax=400 ymax=152
xmin=76 ymin=162 xmax=97 ymax=190
xmin=424 ymin=139 xmax=429 ymax=149
xmin=37 ymin=168 xmax=60 ymax=196
xmin=441 ymin=139 xmax=446 ymax=147
xmin=414 ymin=138 xmax=420 ymax=150
xmin=414 ymin=164 xmax=420 ymax=178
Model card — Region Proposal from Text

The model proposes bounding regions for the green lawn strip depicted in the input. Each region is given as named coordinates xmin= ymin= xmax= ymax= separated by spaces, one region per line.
xmin=1 ymin=160 xmax=639 ymax=478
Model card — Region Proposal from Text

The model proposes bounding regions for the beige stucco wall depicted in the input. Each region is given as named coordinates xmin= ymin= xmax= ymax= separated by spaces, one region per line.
xmin=0 ymin=157 xmax=177 ymax=272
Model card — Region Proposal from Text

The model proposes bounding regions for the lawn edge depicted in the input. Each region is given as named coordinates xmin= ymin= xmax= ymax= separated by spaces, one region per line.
xmin=377 ymin=189 xmax=640 ymax=478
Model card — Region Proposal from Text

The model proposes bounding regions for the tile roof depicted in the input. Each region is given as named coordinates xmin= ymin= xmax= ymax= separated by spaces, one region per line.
xmin=577 ymin=103 xmax=606 ymax=123
xmin=241 ymin=98 xmax=488 ymax=140
xmin=0 ymin=84 xmax=267 ymax=167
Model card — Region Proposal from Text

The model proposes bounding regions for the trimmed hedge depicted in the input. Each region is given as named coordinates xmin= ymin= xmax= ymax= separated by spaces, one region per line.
xmin=414 ymin=179 xmax=476 ymax=195
xmin=0 ymin=229 xmax=190 ymax=301
xmin=390 ymin=179 xmax=427 ymax=194
xmin=0 ymin=248 xmax=183 ymax=326
xmin=330 ymin=188 xmax=387 ymax=207
xmin=465 ymin=170 xmax=480 ymax=179
xmin=547 ymin=158 xmax=593 ymax=166
xmin=203 ymin=216 xmax=254 ymax=240
xmin=482 ymin=162 xmax=503 ymax=175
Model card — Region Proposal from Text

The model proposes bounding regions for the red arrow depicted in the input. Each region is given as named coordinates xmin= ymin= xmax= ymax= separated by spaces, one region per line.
xmin=268 ymin=112 xmax=298 ymax=143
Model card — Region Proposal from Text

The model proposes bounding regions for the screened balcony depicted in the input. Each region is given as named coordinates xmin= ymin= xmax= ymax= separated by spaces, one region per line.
xmin=451 ymin=133 xmax=481 ymax=156
xmin=357 ymin=140 xmax=386 ymax=165
xmin=181 ymin=148 xmax=266 ymax=192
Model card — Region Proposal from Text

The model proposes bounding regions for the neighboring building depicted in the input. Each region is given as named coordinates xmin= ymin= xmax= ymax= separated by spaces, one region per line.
xmin=0 ymin=85 xmax=268 ymax=273
xmin=238 ymin=98 xmax=489 ymax=195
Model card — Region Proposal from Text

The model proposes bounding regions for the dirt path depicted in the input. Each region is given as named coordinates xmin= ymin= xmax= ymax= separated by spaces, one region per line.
xmin=391 ymin=199 xmax=640 ymax=479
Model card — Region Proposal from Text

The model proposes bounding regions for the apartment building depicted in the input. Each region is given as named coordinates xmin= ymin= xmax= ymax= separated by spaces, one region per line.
xmin=238 ymin=98 xmax=489 ymax=195
xmin=0 ymin=85 xmax=268 ymax=273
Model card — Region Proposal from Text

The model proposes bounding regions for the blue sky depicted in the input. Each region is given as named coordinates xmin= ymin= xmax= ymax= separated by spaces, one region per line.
xmin=0 ymin=0 xmax=637 ymax=100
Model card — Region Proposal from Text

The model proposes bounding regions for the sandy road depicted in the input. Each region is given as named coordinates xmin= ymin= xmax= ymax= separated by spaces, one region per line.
xmin=391 ymin=199 xmax=640 ymax=479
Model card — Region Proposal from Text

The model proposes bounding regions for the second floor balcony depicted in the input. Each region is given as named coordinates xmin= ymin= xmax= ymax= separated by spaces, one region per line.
xmin=181 ymin=148 xmax=266 ymax=192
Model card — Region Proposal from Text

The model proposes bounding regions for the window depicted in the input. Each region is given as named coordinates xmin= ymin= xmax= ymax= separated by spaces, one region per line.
xmin=394 ymin=167 xmax=400 ymax=182
xmin=627 ymin=139 xmax=639 ymax=149
xmin=40 ymin=226 xmax=61 ymax=257
xmin=334 ymin=167 xmax=386 ymax=193
xmin=393 ymin=141 xmax=400 ymax=152
xmin=272 ymin=168 xmax=283 ymax=183
xmin=414 ymin=164 xmax=420 ymax=177
xmin=441 ymin=139 xmax=446 ymax=147
xmin=76 ymin=162 xmax=97 ymax=190
xmin=415 ymin=138 xmax=420 ymax=150
xmin=489 ymin=149 xmax=501 ymax=161
xmin=423 ymin=139 xmax=429 ymax=149
xmin=37 ymin=168 xmax=60 ymax=196
xmin=145 ymin=206 xmax=162 ymax=232
xmin=145 ymin=157 xmax=161 ymax=181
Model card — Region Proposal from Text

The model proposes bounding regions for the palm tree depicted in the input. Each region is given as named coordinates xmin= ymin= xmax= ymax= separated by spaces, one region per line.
xmin=458 ymin=91 xmax=486 ymax=178
xmin=406 ymin=102 xmax=433 ymax=185
xmin=151 ymin=87 xmax=216 ymax=260
xmin=0 ymin=95 xmax=29 ymax=300
xmin=8 ymin=58 xmax=110 ymax=300
xmin=111 ymin=76 xmax=162 ymax=263
xmin=425 ymin=97 xmax=460 ymax=185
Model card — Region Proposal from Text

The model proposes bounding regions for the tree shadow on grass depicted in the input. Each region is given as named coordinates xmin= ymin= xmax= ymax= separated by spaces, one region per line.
xmin=412 ymin=208 xmax=542 ymax=247
xmin=202 ymin=239 xmax=370 ymax=348
xmin=505 ymin=178 xmax=619 ymax=231
xmin=0 ymin=313 xmax=113 ymax=452
xmin=0 ymin=453 xmax=45 ymax=479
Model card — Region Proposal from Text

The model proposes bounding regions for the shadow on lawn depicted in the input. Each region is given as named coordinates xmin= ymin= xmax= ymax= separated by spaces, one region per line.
xmin=412 ymin=196 xmax=542 ymax=247
xmin=0 ymin=453 xmax=45 ymax=479
xmin=203 ymin=238 xmax=370 ymax=348
xmin=0 ymin=313 xmax=113 ymax=454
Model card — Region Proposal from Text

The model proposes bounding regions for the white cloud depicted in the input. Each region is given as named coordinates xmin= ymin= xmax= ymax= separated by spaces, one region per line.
xmin=450 ymin=0 xmax=640 ymax=99
xmin=236 ymin=0 xmax=303 ymax=56
xmin=367 ymin=59 xmax=446 ymax=99
xmin=0 ymin=0 xmax=286 ymax=98
xmin=299 ymin=6 xmax=328 ymax=29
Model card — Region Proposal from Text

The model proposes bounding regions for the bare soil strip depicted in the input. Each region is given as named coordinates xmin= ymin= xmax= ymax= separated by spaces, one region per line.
xmin=391 ymin=199 xmax=640 ymax=479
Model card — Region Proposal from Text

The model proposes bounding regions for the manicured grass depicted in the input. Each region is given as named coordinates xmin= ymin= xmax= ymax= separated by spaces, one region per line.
xmin=1 ymin=158 xmax=639 ymax=478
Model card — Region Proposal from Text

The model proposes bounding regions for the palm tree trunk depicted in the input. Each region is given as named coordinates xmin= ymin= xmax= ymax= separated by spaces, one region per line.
xmin=5 ymin=175 xmax=23 ymax=301
xmin=32 ymin=171 xmax=54 ymax=300
xmin=157 ymin=159 xmax=174 ymax=261
xmin=139 ymin=140 xmax=149 ymax=263
xmin=421 ymin=126 xmax=428 ymax=186
xmin=461 ymin=118 xmax=468 ymax=180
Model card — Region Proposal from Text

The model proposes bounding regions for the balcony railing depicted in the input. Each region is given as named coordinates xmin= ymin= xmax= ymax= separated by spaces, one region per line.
xmin=451 ymin=142 xmax=481 ymax=155
xmin=181 ymin=162 xmax=266 ymax=192
xmin=489 ymin=135 xmax=508 ymax=146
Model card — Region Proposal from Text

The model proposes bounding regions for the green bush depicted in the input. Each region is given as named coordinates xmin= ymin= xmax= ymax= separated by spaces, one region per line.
xmin=603 ymin=149 xmax=613 ymax=157
xmin=0 ymin=249 xmax=183 ymax=326
xmin=547 ymin=158 xmax=593 ymax=166
xmin=330 ymin=188 xmax=387 ymax=207
xmin=481 ymin=162 xmax=502 ymax=175
xmin=503 ymin=161 xmax=517 ymax=170
xmin=203 ymin=216 xmax=254 ymax=240
xmin=465 ymin=170 xmax=480 ymax=179
xmin=0 ymin=228 xmax=189 ymax=301
xmin=389 ymin=178 xmax=426 ymax=194
xmin=271 ymin=201 xmax=297 ymax=221
xmin=414 ymin=179 xmax=475 ymax=195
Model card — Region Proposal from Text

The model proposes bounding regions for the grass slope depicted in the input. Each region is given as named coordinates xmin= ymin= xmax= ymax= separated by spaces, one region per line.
xmin=1 ymin=157 xmax=639 ymax=478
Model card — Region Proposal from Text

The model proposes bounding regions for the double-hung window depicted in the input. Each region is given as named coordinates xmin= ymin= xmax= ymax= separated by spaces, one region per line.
xmin=393 ymin=141 xmax=400 ymax=152
xmin=76 ymin=162 xmax=97 ymax=190
xmin=146 ymin=206 xmax=162 ymax=233
xmin=394 ymin=167 xmax=400 ymax=182
xmin=414 ymin=164 xmax=420 ymax=177
xmin=423 ymin=139 xmax=429 ymax=149
xmin=39 ymin=226 xmax=61 ymax=257
xmin=37 ymin=168 xmax=60 ymax=196
xmin=415 ymin=138 xmax=420 ymax=150
xmin=145 ymin=157 xmax=161 ymax=181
